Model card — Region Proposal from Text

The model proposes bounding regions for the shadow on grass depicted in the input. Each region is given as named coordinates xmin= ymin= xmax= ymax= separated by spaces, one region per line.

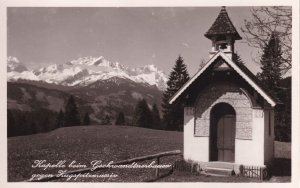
xmin=270 ymin=158 xmax=291 ymax=176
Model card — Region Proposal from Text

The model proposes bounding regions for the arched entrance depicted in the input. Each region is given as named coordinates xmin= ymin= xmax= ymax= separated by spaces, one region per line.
xmin=210 ymin=103 xmax=236 ymax=162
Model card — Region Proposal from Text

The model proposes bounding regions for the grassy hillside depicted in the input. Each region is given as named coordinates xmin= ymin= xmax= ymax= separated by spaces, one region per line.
xmin=8 ymin=125 xmax=183 ymax=182
xmin=8 ymin=125 xmax=290 ymax=182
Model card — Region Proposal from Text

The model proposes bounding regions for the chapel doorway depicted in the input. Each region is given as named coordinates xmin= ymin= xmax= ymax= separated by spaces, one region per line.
xmin=210 ymin=103 xmax=236 ymax=162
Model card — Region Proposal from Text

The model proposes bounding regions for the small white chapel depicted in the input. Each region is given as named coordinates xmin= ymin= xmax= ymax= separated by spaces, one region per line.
xmin=169 ymin=6 xmax=277 ymax=176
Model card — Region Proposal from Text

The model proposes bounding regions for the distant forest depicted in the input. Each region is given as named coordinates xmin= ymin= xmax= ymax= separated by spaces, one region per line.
xmin=7 ymin=76 xmax=291 ymax=142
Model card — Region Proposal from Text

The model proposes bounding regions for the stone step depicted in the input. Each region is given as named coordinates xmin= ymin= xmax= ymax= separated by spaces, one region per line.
xmin=204 ymin=167 xmax=235 ymax=176
xmin=205 ymin=162 xmax=235 ymax=170
xmin=201 ymin=171 xmax=231 ymax=177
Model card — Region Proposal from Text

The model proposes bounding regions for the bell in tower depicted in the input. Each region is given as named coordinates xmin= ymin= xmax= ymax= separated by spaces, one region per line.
xmin=205 ymin=6 xmax=242 ymax=60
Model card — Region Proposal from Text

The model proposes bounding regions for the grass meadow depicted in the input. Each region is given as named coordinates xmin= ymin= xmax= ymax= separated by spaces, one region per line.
xmin=7 ymin=125 xmax=291 ymax=182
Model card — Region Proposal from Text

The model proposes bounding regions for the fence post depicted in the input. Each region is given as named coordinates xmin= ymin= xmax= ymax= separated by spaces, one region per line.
xmin=155 ymin=157 xmax=160 ymax=177
xmin=260 ymin=167 xmax=262 ymax=180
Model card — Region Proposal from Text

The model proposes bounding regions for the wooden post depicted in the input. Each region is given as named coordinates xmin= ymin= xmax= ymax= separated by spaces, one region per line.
xmin=155 ymin=157 xmax=160 ymax=177
xmin=260 ymin=167 xmax=262 ymax=180
xmin=256 ymin=166 xmax=258 ymax=179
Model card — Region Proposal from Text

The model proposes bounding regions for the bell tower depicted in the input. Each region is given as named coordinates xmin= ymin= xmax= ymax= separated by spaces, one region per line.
xmin=205 ymin=6 xmax=242 ymax=60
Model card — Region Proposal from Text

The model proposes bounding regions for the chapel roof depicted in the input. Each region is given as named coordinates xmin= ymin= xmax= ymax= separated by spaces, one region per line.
xmin=204 ymin=6 xmax=242 ymax=40
xmin=169 ymin=51 xmax=278 ymax=107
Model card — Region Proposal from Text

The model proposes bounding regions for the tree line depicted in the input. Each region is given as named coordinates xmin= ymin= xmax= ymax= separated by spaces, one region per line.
xmin=131 ymin=99 xmax=162 ymax=129
xmin=7 ymin=96 xmax=91 ymax=137
xmin=55 ymin=95 xmax=91 ymax=127
xmin=7 ymin=109 xmax=58 ymax=137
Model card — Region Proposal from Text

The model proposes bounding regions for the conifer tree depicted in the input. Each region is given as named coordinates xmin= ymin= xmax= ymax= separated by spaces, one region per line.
xmin=162 ymin=55 xmax=190 ymax=131
xmin=56 ymin=109 xmax=65 ymax=128
xmin=151 ymin=104 xmax=162 ymax=130
xmin=115 ymin=112 xmax=125 ymax=125
xmin=64 ymin=95 xmax=81 ymax=126
xmin=132 ymin=99 xmax=152 ymax=128
xmin=102 ymin=115 xmax=111 ymax=125
xmin=257 ymin=32 xmax=283 ymax=97
xmin=30 ymin=121 xmax=37 ymax=134
xmin=83 ymin=112 xmax=91 ymax=125
xmin=257 ymin=32 xmax=288 ymax=141
xmin=276 ymin=77 xmax=291 ymax=141
xmin=232 ymin=52 xmax=244 ymax=65
xmin=43 ymin=116 xmax=51 ymax=131
xmin=7 ymin=110 xmax=15 ymax=137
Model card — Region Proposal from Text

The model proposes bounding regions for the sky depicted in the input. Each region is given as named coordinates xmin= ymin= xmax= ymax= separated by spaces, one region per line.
xmin=7 ymin=7 xmax=260 ymax=76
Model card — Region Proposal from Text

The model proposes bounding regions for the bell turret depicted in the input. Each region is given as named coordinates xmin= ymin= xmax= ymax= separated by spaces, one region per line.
xmin=205 ymin=6 xmax=242 ymax=60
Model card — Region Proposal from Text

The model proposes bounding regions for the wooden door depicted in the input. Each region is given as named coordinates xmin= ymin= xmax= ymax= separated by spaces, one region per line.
xmin=217 ymin=115 xmax=235 ymax=162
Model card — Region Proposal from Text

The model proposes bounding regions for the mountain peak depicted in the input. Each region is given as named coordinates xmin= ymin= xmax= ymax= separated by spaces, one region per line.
xmin=7 ymin=56 xmax=28 ymax=73
xmin=7 ymin=56 xmax=20 ymax=63
xmin=7 ymin=56 xmax=167 ymax=90
xmin=143 ymin=64 xmax=158 ymax=72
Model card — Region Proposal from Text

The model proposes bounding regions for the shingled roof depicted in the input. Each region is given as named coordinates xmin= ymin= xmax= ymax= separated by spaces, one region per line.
xmin=205 ymin=6 xmax=242 ymax=40
xmin=169 ymin=51 xmax=277 ymax=107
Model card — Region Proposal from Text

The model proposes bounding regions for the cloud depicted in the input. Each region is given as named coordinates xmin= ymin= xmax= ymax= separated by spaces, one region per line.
xmin=152 ymin=53 xmax=156 ymax=58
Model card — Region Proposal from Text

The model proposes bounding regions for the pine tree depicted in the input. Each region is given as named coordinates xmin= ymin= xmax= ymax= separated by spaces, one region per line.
xmin=7 ymin=110 xmax=15 ymax=137
xmin=56 ymin=109 xmax=65 ymax=128
xmin=83 ymin=112 xmax=91 ymax=125
xmin=151 ymin=104 xmax=162 ymax=130
xmin=26 ymin=115 xmax=36 ymax=135
xmin=232 ymin=52 xmax=244 ymax=65
xmin=17 ymin=112 xmax=28 ymax=136
xmin=257 ymin=32 xmax=283 ymax=97
xmin=102 ymin=115 xmax=111 ymax=125
xmin=257 ymin=32 xmax=287 ymax=141
xmin=162 ymin=55 xmax=190 ymax=131
xmin=115 ymin=112 xmax=125 ymax=125
xmin=30 ymin=121 xmax=37 ymax=134
xmin=43 ymin=116 xmax=50 ymax=132
xmin=64 ymin=96 xmax=81 ymax=126
xmin=132 ymin=99 xmax=152 ymax=128
xmin=276 ymin=77 xmax=291 ymax=141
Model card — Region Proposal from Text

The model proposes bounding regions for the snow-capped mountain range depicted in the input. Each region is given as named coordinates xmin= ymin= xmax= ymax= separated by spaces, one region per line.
xmin=7 ymin=56 xmax=168 ymax=90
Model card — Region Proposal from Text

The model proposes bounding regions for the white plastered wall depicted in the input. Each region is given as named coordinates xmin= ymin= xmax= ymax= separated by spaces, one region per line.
xmin=183 ymin=107 xmax=209 ymax=162
xmin=235 ymin=108 xmax=265 ymax=166
xmin=264 ymin=109 xmax=275 ymax=164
